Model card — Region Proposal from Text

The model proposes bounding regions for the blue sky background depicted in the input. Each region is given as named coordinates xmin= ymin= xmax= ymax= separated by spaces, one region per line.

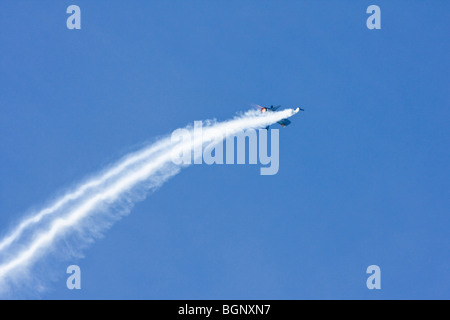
xmin=0 ymin=1 xmax=449 ymax=299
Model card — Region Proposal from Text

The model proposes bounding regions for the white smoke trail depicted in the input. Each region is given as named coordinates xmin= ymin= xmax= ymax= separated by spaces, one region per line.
xmin=0 ymin=109 xmax=297 ymax=289
xmin=0 ymin=138 xmax=176 ymax=253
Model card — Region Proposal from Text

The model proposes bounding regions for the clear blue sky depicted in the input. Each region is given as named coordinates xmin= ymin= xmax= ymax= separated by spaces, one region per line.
xmin=0 ymin=1 xmax=449 ymax=299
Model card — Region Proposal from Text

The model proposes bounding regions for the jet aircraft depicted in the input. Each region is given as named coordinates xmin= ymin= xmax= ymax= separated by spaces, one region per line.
xmin=256 ymin=105 xmax=304 ymax=129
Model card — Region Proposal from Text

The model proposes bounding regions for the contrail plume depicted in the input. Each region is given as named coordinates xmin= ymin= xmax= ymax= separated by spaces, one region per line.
xmin=0 ymin=108 xmax=297 ymax=289
xmin=0 ymin=138 xmax=175 ymax=252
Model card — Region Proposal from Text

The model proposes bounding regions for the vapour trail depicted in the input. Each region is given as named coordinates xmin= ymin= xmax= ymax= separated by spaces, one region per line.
xmin=0 ymin=138 xmax=176 ymax=253
xmin=0 ymin=109 xmax=297 ymax=285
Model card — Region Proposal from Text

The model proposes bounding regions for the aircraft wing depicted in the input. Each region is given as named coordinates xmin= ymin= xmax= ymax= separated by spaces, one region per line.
xmin=278 ymin=119 xmax=291 ymax=127
xmin=272 ymin=105 xmax=281 ymax=111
